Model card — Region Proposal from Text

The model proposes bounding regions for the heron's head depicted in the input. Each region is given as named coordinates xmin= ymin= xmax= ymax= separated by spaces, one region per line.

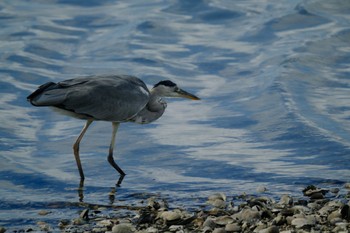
xmin=152 ymin=80 xmax=200 ymax=100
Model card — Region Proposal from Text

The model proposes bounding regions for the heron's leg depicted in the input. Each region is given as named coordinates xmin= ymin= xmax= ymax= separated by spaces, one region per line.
xmin=108 ymin=122 xmax=126 ymax=178
xmin=73 ymin=120 xmax=93 ymax=180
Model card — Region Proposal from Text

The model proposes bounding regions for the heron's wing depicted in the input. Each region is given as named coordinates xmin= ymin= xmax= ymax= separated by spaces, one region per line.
xmin=29 ymin=75 xmax=150 ymax=122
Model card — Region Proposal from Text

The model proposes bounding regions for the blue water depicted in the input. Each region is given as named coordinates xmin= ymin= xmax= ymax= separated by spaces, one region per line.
xmin=1 ymin=0 xmax=350 ymax=230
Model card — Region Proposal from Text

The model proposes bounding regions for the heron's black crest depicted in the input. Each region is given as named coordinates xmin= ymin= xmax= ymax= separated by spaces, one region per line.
xmin=153 ymin=80 xmax=176 ymax=88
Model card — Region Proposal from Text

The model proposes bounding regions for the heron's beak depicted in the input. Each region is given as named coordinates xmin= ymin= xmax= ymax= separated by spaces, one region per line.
xmin=176 ymin=88 xmax=200 ymax=100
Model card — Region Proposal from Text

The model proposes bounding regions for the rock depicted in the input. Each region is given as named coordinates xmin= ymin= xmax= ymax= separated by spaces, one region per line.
xmin=329 ymin=217 xmax=343 ymax=225
xmin=291 ymin=218 xmax=308 ymax=228
xmin=207 ymin=193 xmax=227 ymax=208
xmin=169 ymin=225 xmax=183 ymax=232
xmin=318 ymin=205 xmax=332 ymax=216
xmin=225 ymin=223 xmax=241 ymax=232
xmin=214 ymin=216 xmax=234 ymax=225
xmin=147 ymin=198 xmax=161 ymax=210
xmin=144 ymin=226 xmax=158 ymax=233
xmin=257 ymin=226 xmax=279 ymax=233
xmin=327 ymin=200 xmax=343 ymax=208
xmin=256 ymin=186 xmax=268 ymax=193
xmin=0 ymin=227 xmax=5 ymax=233
xmin=38 ymin=210 xmax=51 ymax=216
xmin=209 ymin=199 xmax=227 ymax=209
xmin=291 ymin=205 xmax=310 ymax=214
xmin=79 ymin=208 xmax=89 ymax=220
xmin=208 ymin=193 xmax=226 ymax=202
xmin=112 ymin=224 xmax=134 ymax=233
xmin=310 ymin=192 xmax=324 ymax=200
xmin=58 ymin=219 xmax=69 ymax=228
xmin=193 ymin=217 xmax=204 ymax=228
xmin=240 ymin=208 xmax=260 ymax=222
xmin=203 ymin=216 xmax=216 ymax=229
xmin=254 ymin=223 xmax=268 ymax=232
xmin=302 ymin=185 xmax=328 ymax=198
xmin=202 ymin=226 xmax=212 ymax=233
xmin=295 ymin=199 xmax=308 ymax=206
xmin=291 ymin=216 xmax=315 ymax=228
xmin=307 ymin=202 xmax=320 ymax=210
xmin=328 ymin=210 xmax=341 ymax=222
xmin=330 ymin=187 xmax=340 ymax=194
xmin=212 ymin=227 xmax=226 ymax=233
xmin=255 ymin=196 xmax=274 ymax=204
xmin=97 ymin=219 xmax=114 ymax=227
xmin=344 ymin=183 xmax=350 ymax=189
xmin=279 ymin=195 xmax=293 ymax=206
xmin=92 ymin=227 xmax=108 ymax=233
xmin=72 ymin=217 xmax=86 ymax=225
xmin=37 ymin=221 xmax=50 ymax=231
xmin=160 ymin=211 xmax=181 ymax=222
xmin=333 ymin=222 xmax=349 ymax=232
xmin=47 ymin=186 xmax=350 ymax=233
xmin=280 ymin=208 xmax=294 ymax=216
xmin=272 ymin=214 xmax=285 ymax=226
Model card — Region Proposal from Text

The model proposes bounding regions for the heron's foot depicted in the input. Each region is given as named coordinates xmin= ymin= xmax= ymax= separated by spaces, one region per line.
xmin=116 ymin=174 xmax=126 ymax=187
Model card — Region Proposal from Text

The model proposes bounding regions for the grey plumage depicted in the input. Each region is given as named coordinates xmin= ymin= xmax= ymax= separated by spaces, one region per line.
xmin=28 ymin=75 xmax=150 ymax=122
xmin=27 ymin=74 xmax=200 ymax=184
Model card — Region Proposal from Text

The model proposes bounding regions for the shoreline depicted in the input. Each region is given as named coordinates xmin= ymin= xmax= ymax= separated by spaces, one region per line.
xmin=2 ymin=184 xmax=349 ymax=233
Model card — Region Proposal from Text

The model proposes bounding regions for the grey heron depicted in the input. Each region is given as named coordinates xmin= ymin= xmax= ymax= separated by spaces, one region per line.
xmin=27 ymin=75 xmax=200 ymax=185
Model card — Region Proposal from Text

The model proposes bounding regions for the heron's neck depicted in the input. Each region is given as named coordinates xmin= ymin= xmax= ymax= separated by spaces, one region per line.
xmin=129 ymin=91 xmax=167 ymax=124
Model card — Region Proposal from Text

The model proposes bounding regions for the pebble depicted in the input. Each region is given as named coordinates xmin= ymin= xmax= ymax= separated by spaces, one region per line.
xmin=97 ymin=219 xmax=114 ymax=227
xmin=330 ymin=187 xmax=340 ymax=194
xmin=208 ymin=193 xmax=226 ymax=202
xmin=38 ymin=210 xmax=51 ymax=216
xmin=160 ymin=211 xmax=181 ymax=222
xmin=278 ymin=195 xmax=293 ymax=206
xmin=239 ymin=208 xmax=260 ymax=222
xmin=212 ymin=227 xmax=225 ymax=233
xmin=168 ymin=225 xmax=183 ymax=232
xmin=17 ymin=184 xmax=350 ymax=233
xmin=213 ymin=216 xmax=233 ymax=225
xmin=207 ymin=193 xmax=227 ymax=208
xmin=327 ymin=209 xmax=341 ymax=222
xmin=144 ymin=226 xmax=158 ymax=233
xmin=256 ymin=186 xmax=268 ymax=193
xmin=203 ymin=216 xmax=216 ymax=229
xmin=272 ymin=214 xmax=285 ymax=226
xmin=225 ymin=223 xmax=241 ymax=232
xmin=257 ymin=226 xmax=279 ymax=233
xmin=344 ymin=183 xmax=350 ymax=189
xmin=112 ymin=224 xmax=134 ymax=233
xmin=202 ymin=226 xmax=212 ymax=233
xmin=79 ymin=208 xmax=89 ymax=220
xmin=291 ymin=218 xmax=309 ymax=228
xmin=310 ymin=192 xmax=324 ymax=200
xmin=208 ymin=199 xmax=226 ymax=209
xmin=37 ymin=221 xmax=50 ymax=231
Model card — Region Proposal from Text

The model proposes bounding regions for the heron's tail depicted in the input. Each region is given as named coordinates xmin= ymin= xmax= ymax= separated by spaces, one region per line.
xmin=27 ymin=82 xmax=57 ymax=106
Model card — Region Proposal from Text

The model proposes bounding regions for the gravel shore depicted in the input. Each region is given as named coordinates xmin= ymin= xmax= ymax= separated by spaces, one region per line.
xmin=2 ymin=184 xmax=350 ymax=233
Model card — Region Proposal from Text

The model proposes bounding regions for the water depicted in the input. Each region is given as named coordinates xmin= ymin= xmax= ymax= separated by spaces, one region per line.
xmin=1 ymin=0 xmax=350 ymax=230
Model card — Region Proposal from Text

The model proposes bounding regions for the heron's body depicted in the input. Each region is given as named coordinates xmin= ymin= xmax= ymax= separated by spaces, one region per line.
xmin=27 ymin=74 xmax=199 ymax=185
xmin=28 ymin=75 xmax=166 ymax=124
